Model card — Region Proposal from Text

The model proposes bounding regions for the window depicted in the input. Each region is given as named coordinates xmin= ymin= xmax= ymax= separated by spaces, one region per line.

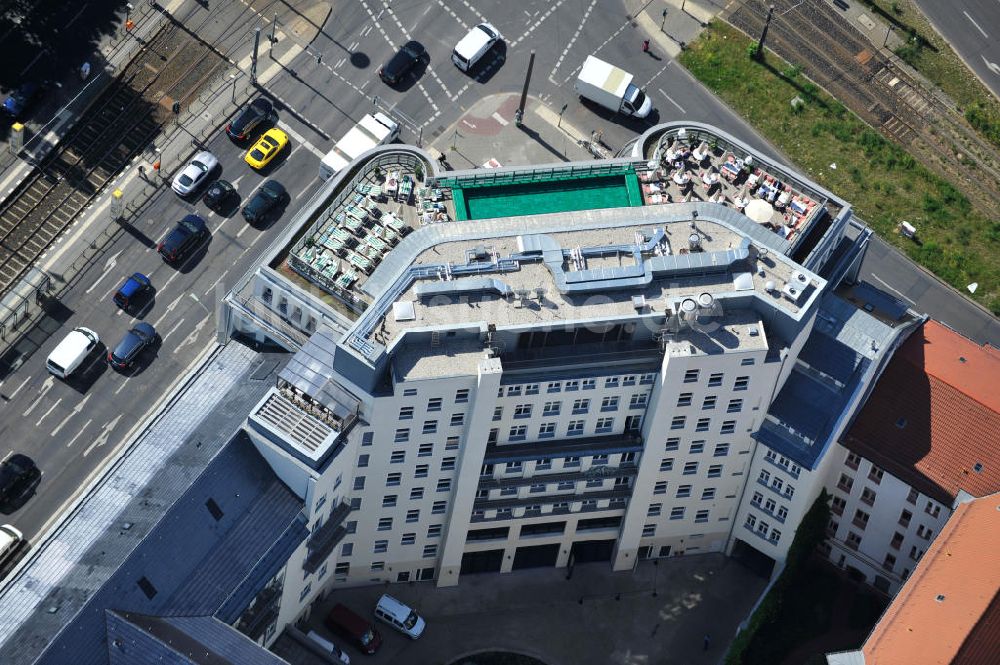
xmin=727 ymin=399 xmax=743 ymax=413
xmin=400 ymin=533 xmax=416 ymax=545
xmin=536 ymin=458 xmax=552 ymax=470
xmin=403 ymin=388 xmax=418 ymax=397
xmin=677 ymin=392 xmax=693 ymax=407
xmin=916 ymin=525 xmax=934 ymax=540
xmin=422 ymin=545 xmax=438 ymax=558
xmin=883 ymin=553 xmax=896 ymax=572
xmin=720 ymin=420 xmax=736 ymax=434
xmin=702 ymin=396 xmax=717 ymax=410
xmin=394 ymin=428 xmax=410 ymax=443
xmin=752 ymin=491 xmax=763 ymax=506
xmin=670 ymin=416 xmax=686 ymax=430
xmin=771 ymin=477 xmax=783 ymax=492
xmin=683 ymin=369 xmax=699 ymax=383
xmin=567 ymin=420 xmax=585 ymax=436
xmin=734 ymin=376 xmax=749 ymax=391
xmin=702 ymin=487 xmax=716 ymax=500
xmin=488 ymin=428 xmax=499 ymax=444
xmin=441 ymin=457 xmax=456 ymax=471
xmin=642 ymin=524 xmax=656 ymax=537
xmin=689 ymin=441 xmax=705 ymax=454
xmin=853 ymin=509 xmax=870 ymax=529
xmin=741 ymin=358 xmax=755 ymax=366
xmin=455 ymin=389 xmax=469 ymax=403
xmin=299 ymin=583 xmax=312 ymax=602
xmin=418 ymin=443 xmax=434 ymax=458
xmin=406 ymin=509 xmax=420 ymax=523
xmin=362 ymin=431 xmax=374 ymax=447
xmin=564 ymin=456 xmax=581 ymax=468
xmin=683 ymin=461 xmax=698 ymax=475
xmin=446 ymin=436 xmax=460 ymax=451
xmin=907 ymin=488 xmax=919 ymax=504
xmin=506 ymin=461 xmax=522 ymax=474
xmin=707 ymin=464 xmax=722 ymax=478
xmin=390 ymin=450 xmax=406 ymax=464
xmin=784 ymin=484 xmax=795 ymax=499
xmin=660 ymin=458 xmax=674 ymax=472
xmin=695 ymin=510 xmax=709 ymax=523
xmin=831 ymin=496 xmax=846 ymax=515
xmin=601 ymin=396 xmax=620 ymax=412
xmin=373 ymin=539 xmax=388 ymax=553
xmin=414 ymin=465 xmax=428 ymax=478
xmin=422 ymin=420 xmax=438 ymax=434
xmin=583 ymin=378 xmax=596 ymax=390
xmin=382 ymin=495 xmax=397 ymax=508
xmin=630 ymin=393 xmax=648 ymax=409
xmin=708 ymin=372 xmax=724 ymax=387
xmin=595 ymin=417 xmax=614 ymax=433
xmin=557 ymin=480 xmax=575 ymax=491
xmin=868 ymin=465 xmax=884 ymax=484
xmin=714 ymin=443 xmax=730 ymax=457
xmin=676 ymin=484 xmax=692 ymax=498
xmin=526 ymin=383 xmax=539 ymax=395
xmin=640 ymin=373 xmax=656 ymax=385
xmin=543 ymin=401 xmax=561 ymax=416
xmin=647 ymin=503 xmax=662 ymax=517
xmin=757 ymin=520 xmax=769 ymax=535
xmin=665 ymin=437 xmax=680 ymax=451
xmin=837 ymin=474 xmax=854 ymax=493
xmin=924 ymin=501 xmax=940 ymax=518
xmin=898 ymin=509 xmax=913 ymax=527
xmin=769 ymin=528 xmax=781 ymax=543
xmin=564 ymin=380 xmax=579 ymax=391
xmin=353 ymin=476 xmax=366 ymax=491
xmin=358 ymin=454 xmax=370 ymax=468
xmin=605 ymin=377 xmax=620 ymax=388
xmin=654 ymin=481 xmax=668 ymax=495
xmin=410 ymin=487 xmax=424 ymax=500
xmin=591 ymin=453 xmax=609 ymax=466
xmin=695 ymin=417 xmax=711 ymax=432
xmin=846 ymin=531 xmax=862 ymax=550
xmin=759 ymin=469 xmax=771 ymax=484
xmin=508 ymin=425 xmax=527 ymax=441
xmin=670 ymin=506 xmax=685 ymax=520
xmin=890 ymin=531 xmax=904 ymax=550
xmin=432 ymin=501 xmax=447 ymax=514
xmin=623 ymin=375 xmax=636 ymax=386
xmin=547 ymin=382 xmax=561 ymax=393
xmin=745 ymin=514 xmax=757 ymax=529
xmin=507 ymin=385 xmax=522 ymax=397
xmin=450 ymin=413 xmax=465 ymax=427
xmin=427 ymin=524 xmax=442 ymax=538
xmin=513 ymin=404 xmax=532 ymax=419
xmin=427 ymin=397 xmax=442 ymax=412
xmin=846 ymin=452 xmax=861 ymax=470
xmin=572 ymin=399 xmax=590 ymax=414
xmin=377 ymin=517 xmax=393 ymax=531
xmin=532 ymin=482 xmax=549 ymax=493
xmin=371 ymin=562 xmax=385 ymax=572
xmin=909 ymin=545 xmax=924 ymax=561
xmin=861 ymin=487 xmax=877 ymax=506
xmin=399 ymin=406 xmax=414 ymax=420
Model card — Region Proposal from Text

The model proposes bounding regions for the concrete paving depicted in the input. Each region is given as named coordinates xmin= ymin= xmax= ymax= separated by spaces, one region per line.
xmin=304 ymin=554 xmax=767 ymax=665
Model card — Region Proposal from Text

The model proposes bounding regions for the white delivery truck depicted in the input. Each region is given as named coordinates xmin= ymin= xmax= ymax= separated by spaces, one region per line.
xmin=574 ymin=55 xmax=652 ymax=118
xmin=319 ymin=112 xmax=400 ymax=181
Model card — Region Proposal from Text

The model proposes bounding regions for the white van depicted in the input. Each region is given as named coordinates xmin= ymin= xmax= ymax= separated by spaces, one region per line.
xmin=0 ymin=524 xmax=23 ymax=567
xmin=305 ymin=630 xmax=350 ymax=664
xmin=374 ymin=594 xmax=425 ymax=639
xmin=46 ymin=326 xmax=100 ymax=378
xmin=452 ymin=22 xmax=501 ymax=72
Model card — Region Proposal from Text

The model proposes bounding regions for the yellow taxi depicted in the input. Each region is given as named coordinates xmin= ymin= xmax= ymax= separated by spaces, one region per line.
xmin=244 ymin=128 xmax=289 ymax=169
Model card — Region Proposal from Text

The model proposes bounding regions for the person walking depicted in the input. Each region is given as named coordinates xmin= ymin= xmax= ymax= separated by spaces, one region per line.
xmin=642 ymin=39 xmax=650 ymax=53
xmin=703 ymin=633 xmax=711 ymax=651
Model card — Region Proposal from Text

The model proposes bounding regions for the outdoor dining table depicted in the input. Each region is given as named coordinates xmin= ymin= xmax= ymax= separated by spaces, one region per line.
xmin=672 ymin=172 xmax=691 ymax=186
xmin=385 ymin=171 xmax=400 ymax=196
xmin=399 ymin=176 xmax=414 ymax=201
xmin=721 ymin=161 xmax=741 ymax=178
xmin=790 ymin=199 xmax=808 ymax=215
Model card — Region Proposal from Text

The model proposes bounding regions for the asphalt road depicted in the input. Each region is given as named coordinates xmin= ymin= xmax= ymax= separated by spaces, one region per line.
xmin=914 ymin=0 xmax=1000 ymax=101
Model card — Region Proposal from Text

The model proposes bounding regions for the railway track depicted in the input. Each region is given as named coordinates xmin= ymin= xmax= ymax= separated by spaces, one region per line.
xmin=726 ymin=0 xmax=1000 ymax=216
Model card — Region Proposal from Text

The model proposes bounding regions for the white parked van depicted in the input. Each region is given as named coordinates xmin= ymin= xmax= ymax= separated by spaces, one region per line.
xmin=46 ymin=326 xmax=100 ymax=379
xmin=305 ymin=630 xmax=350 ymax=664
xmin=374 ymin=594 xmax=425 ymax=639
xmin=452 ymin=22 xmax=501 ymax=72
xmin=0 ymin=524 xmax=23 ymax=567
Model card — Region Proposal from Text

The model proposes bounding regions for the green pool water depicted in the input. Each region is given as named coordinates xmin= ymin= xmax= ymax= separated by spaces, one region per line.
xmin=454 ymin=172 xmax=642 ymax=220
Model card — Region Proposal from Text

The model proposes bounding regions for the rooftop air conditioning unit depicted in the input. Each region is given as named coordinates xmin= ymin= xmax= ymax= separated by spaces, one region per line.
xmin=791 ymin=270 xmax=809 ymax=287
xmin=782 ymin=282 xmax=805 ymax=302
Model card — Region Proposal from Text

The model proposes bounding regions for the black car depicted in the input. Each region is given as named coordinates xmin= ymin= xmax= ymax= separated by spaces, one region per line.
xmin=203 ymin=179 xmax=237 ymax=213
xmin=242 ymin=180 xmax=287 ymax=224
xmin=158 ymin=214 xmax=209 ymax=264
xmin=107 ymin=322 xmax=156 ymax=370
xmin=0 ymin=454 xmax=40 ymax=505
xmin=378 ymin=41 xmax=426 ymax=85
xmin=226 ymin=97 xmax=274 ymax=141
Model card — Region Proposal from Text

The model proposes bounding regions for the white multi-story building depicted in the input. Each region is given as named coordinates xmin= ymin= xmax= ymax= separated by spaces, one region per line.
xmin=818 ymin=319 xmax=1000 ymax=595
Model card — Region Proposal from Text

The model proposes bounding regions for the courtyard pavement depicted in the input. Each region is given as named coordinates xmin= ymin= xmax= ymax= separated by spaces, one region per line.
xmin=303 ymin=554 xmax=768 ymax=665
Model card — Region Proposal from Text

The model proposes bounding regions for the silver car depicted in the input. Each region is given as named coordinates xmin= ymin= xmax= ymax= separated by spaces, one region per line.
xmin=171 ymin=150 xmax=218 ymax=196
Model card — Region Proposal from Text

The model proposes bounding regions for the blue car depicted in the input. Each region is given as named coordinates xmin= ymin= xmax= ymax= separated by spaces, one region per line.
xmin=3 ymin=82 xmax=40 ymax=119
xmin=113 ymin=273 xmax=152 ymax=311
xmin=107 ymin=322 xmax=156 ymax=370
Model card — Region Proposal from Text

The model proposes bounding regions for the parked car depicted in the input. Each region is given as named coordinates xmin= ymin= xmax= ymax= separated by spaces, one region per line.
xmin=378 ymin=41 xmax=426 ymax=85
xmin=241 ymin=180 xmax=286 ymax=224
xmin=3 ymin=82 xmax=41 ymax=118
xmin=374 ymin=594 xmax=425 ymax=639
xmin=0 ymin=524 xmax=24 ymax=567
xmin=107 ymin=322 xmax=156 ymax=370
xmin=113 ymin=273 xmax=152 ymax=311
xmin=305 ymin=631 xmax=350 ymax=664
xmin=226 ymin=97 xmax=274 ymax=141
xmin=158 ymin=214 xmax=209 ymax=264
xmin=46 ymin=326 xmax=100 ymax=379
xmin=171 ymin=150 xmax=218 ymax=196
xmin=0 ymin=454 xmax=40 ymax=505
xmin=324 ymin=604 xmax=382 ymax=655
xmin=244 ymin=128 xmax=288 ymax=170
xmin=203 ymin=179 xmax=237 ymax=213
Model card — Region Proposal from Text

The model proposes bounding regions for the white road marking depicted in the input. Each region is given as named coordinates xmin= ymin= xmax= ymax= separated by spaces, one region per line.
xmin=491 ymin=112 xmax=509 ymax=126
xmin=869 ymin=274 xmax=916 ymax=305
xmin=174 ymin=315 xmax=211 ymax=354
xmin=114 ymin=377 xmax=132 ymax=395
xmin=548 ymin=0 xmax=596 ymax=81
xmin=84 ymin=250 xmax=122 ymax=294
xmin=296 ymin=176 xmax=320 ymax=199
xmin=510 ymin=0 xmax=566 ymax=48
xmin=66 ymin=419 xmax=93 ymax=448
xmin=51 ymin=393 xmax=91 ymax=436
xmin=36 ymin=398 xmax=63 ymax=426
xmin=22 ymin=376 xmax=54 ymax=416
xmin=20 ymin=50 xmax=46 ymax=76
xmin=160 ymin=317 xmax=186 ymax=343
xmin=64 ymin=3 xmax=89 ymax=29
xmin=645 ymin=61 xmax=672 ymax=88
xmin=9 ymin=375 xmax=32 ymax=400
xmin=152 ymin=292 xmax=185 ymax=328
xmin=964 ymin=11 xmax=989 ymax=39
xmin=82 ymin=414 xmax=121 ymax=458
xmin=276 ymin=120 xmax=326 ymax=159
xmin=983 ymin=54 xmax=1000 ymax=76
xmin=659 ymin=88 xmax=687 ymax=114
xmin=203 ymin=270 xmax=229 ymax=296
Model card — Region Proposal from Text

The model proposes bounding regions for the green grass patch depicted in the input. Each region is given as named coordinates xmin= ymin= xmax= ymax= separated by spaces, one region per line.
xmin=679 ymin=21 xmax=1000 ymax=313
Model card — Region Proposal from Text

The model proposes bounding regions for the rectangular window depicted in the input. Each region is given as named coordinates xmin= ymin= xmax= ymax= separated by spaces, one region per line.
xmin=508 ymin=425 xmax=527 ymax=441
xmin=441 ymin=456 xmax=456 ymax=471
xmin=695 ymin=417 xmax=710 ymax=432
xmin=357 ymin=454 xmax=370 ymax=468
xmin=455 ymin=389 xmax=469 ymax=403
xmin=373 ymin=539 xmax=388 ymax=553
xmin=759 ymin=469 xmax=771 ymax=484
xmin=683 ymin=461 xmax=698 ymax=475
xmin=362 ymin=431 xmax=374 ymax=447
xmin=868 ymin=465 xmax=884 ymax=484
xmin=741 ymin=358 xmax=755 ymax=366
xmin=526 ymin=383 xmax=539 ymax=395
xmin=702 ymin=396 xmax=717 ymax=410
xmin=623 ymin=375 xmax=636 ymax=386
xmin=572 ymin=399 xmax=590 ymax=414
xmin=907 ymin=488 xmax=919 ymax=504
xmin=492 ymin=406 xmax=503 ymax=422
xmin=399 ymin=406 xmax=414 ymax=420
xmin=660 ymin=458 xmax=674 ymax=472
xmin=642 ymin=524 xmax=656 ymax=537
xmin=432 ymin=501 xmax=447 ymax=514
xmin=564 ymin=380 xmax=579 ymax=391
xmin=567 ymin=420 xmax=585 ymax=436
xmin=683 ymin=369 xmax=699 ymax=383
xmin=341 ymin=543 xmax=353 ymax=557
xmin=564 ymin=456 xmax=581 ymax=468
xmin=769 ymin=528 xmax=781 ymax=543
xmin=423 ymin=545 xmax=438 ymax=558
xmin=676 ymin=484 xmax=692 ymax=498
xmin=547 ymin=382 xmax=561 ymax=393
xmin=427 ymin=397 xmax=442 ymax=412
xmin=513 ymin=404 xmax=533 ymax=419
xmin=406 ymin=509 xmax=420 ymax=523
xmin=394 ymin=428 xmax=410 ymax=443
xmin=861 ymin=487 xmax=877 ymax=506
xmin=450 ymin=413 xmax=465 ymax=427
xmin=654 ymin=481 xmax=668 ymax=495
xmin=720 ymin=420 xmax=736 ymax=434
xmin=382 ymin=495 xmax=397 ymax=508
xmin=543 ymin=401 xmax=561 ymax=416
xmin=605 ymin=377 xmax=620 ymax=388
xmin=299 ymin=583 xmax=312 ymax=602
xmin=558 ymin=480 xmax=575 ymax=491
xmin=695 ymin=509 xmax=709 ymax=523
xmin=707 ymin=464 xmax=722 ymax=478
xmin=890 ymin=532 xmax=904 ymax=550
xmin=481 ymin=464 xmax=494 ymax=477
xmin=377 ymin=517 xmax=393 ymax=531
xmin=734 ymin=376 xmax=749 ymax=391
xmin=436 ymin=479 xmax=451 ymax=493
xmin=647 ymin=503 xmax=662 ymax=517
xmin=670 ymin=507 xmax=685 ymax=520
xmin=583 ymin=378 xmax=596 ymax=390
xmin=531 ymin=482 xmax=548 ymax=493
xmin=353 ymin=476 xmax=366 ymax=491
xmin=591 ymin=454 xmax=609 ymax=466
xmin=418 ymin=443 xmax=434 ymax=458
xmin=853 ymin=509 xmax=870 ymax=529
xmin=446 ymin=435 xmax=460 ymax=451
xmin=415 ymin=465 xmax=428 ymax=478
xmin=838 ymin=474 xmax=854 ymax=493
xmin=899 ymin=509 xmax=912 ymax=527
xmin=507 ymin=385 xmax=522 ymax=397
xmin=538 ymin=422 xmax=556 ymax=438
xmin=883 ymin=553 xmax=896 ymax=572
xmin=846 ymin=531 xmax=862 ymax=550
xmin=390 ymin=450 xmax=406 ymax=464
xmin=536 ymin=458 xmax=552 ymax=470
xmin=701 ymin=487 xmax=716 ymax=500
xmin=727 ymin=399 xmax=743 ymax=413
xmin=410 ymin=487 xmax=424 ymax=500
xmin=714 ymin=443 xmax=730 ymax=457
xmin=371 ymin=562 xmax=385 ymax=572
xmin=506 ymin=461 xmax=523 ymax=474
xmin=689 ymin=441 xmax=705 ymax=454
xmin=670 ymin=416 xmax=686 ymax=430
xmin=422 ymin=420 xmax=438 ymax=434
xmin=845 ymin=452 xmax=861 ymax=470
xmin=629 ymin=393 xmax=648 ymax=409
xmin=401 ymin=533 xmax=416 ymax=546
xmin=386 ymin=472 xmax=401 ymax=486
xmin=427 ymin=524 xmax=442 ymax=538
xmin=831 ymin=496 xmax=846 ymax=515
xmin=708 ymin=372 xmax=724 ymax=387
xmin=595 ymin=417 xmax=614 ymax=433
xmin=403 ymin=388 xmax=418 ymax=397
xmin=601 ymin=396 xmax=620 ymax=412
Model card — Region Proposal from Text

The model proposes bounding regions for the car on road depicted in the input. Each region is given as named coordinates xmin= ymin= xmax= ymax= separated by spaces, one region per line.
xmin=3 ymin=82 xmax=41 ymax=119
xmin=0 ymin=524 xmax=24 ymax=566
xmin=226 ymin=97 xmax=275 ymax=141
xmin=0 ymin=454 xmax=40 ymax=506
xmin=241 ymin=180 xmax=286 ymax=224
xmin=171 ymin=150 xmax=218 ymax=196
xmin=107 ymin=322 xmax=156 ymax=370
xmin=452 ymin=22 xmax=501 ymax=72
xmin=203 ymin=179 xmax=237 ymax=213
xmin=113 ymin=273 xmax=152 ymax=311
xmin=244 ymin=128 xmax=288 ymax=170
xmin=378 ymin=41 xmax=426 ymax=85
xmin=46 ymin=326 xmax=100 ymax=379
xmin=158 ymin=214 xmax=209 ymax=264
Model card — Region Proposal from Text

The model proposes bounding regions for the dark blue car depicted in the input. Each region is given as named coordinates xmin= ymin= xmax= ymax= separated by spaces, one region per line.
xmin=3 ymin=82 xmax=40 ymax=119
xmin=107 ymin=322 xmax=156 ymax=370
xmin=158 ymin=214 xmax=209 ymax=264
xmin=113 ymin=273 xmax=152 ymax=310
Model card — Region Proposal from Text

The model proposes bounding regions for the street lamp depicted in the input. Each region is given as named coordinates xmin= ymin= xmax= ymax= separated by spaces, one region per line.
xmin=229 ymin=73 xmax=237 ymax=104
xmin=883 ymin=24 xmax=894 ymax=49
xmin=756 ymin=4 xmax=775 ymax=61
xmin=123 ymin=3 xmax=134 ymax=35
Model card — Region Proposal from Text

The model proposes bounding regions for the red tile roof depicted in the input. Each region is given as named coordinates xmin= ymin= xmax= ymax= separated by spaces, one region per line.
xmin=843 ymin=320 xmax=1000 ymax=504
xmin=862 ymin=494 xmax=1000 ymax=665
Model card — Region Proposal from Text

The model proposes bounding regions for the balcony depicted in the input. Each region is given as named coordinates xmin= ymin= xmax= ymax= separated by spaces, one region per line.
xmin=478 ymin=463 xmax=638 ymax=491
xmin=302 ymin=501 xmax=352 ymax=574
xmin=483 ymin=432 xmax=643 ymax=464
xmin=473 ymin=488 xmax=631 ymax=513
